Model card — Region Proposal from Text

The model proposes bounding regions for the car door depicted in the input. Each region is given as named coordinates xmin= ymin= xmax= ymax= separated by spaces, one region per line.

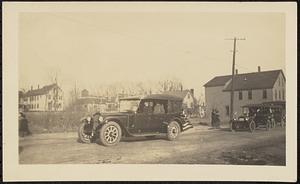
xmin=150 ymin=100 xmax=168 ymax=132
xmin=129 ymin=100 xmax=153 ymax=134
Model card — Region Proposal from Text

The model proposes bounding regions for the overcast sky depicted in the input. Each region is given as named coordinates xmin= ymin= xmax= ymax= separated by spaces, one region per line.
xmin=19 ymin=12 xmax=285 ymax=99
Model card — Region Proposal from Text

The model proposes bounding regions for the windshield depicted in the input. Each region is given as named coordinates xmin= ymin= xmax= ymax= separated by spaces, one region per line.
xmin=119 ymin=100 xmax=140 ymax=112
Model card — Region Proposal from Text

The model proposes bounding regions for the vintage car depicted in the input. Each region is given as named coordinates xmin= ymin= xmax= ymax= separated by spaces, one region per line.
xmin=78 ymin=94 xmax=193 ymax=146
xmin=230 ymin=104 xmax=276 ymax=132
xmin=263 ymin=101 xmax=286 ymax=127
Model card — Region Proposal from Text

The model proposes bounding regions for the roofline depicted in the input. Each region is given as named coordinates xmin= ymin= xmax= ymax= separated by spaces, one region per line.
xmin=223 ymin=87 xmax=273 ymax=92
xmin=204 ymin=69 xmax=284 ymax=87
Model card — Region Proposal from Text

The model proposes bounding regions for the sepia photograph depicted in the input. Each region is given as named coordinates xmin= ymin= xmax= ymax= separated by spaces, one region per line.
xmin=3 ymin=2 xmax=297 ymax=182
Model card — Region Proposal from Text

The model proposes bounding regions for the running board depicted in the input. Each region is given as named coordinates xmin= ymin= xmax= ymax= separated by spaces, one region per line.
xmin=182 ymin=124 xmax=193 ymax=131
xmin=128 ymin=132 xmax=163 ymax=137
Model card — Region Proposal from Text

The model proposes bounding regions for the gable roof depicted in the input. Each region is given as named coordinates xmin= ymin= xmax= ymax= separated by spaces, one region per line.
xmin=162 ymin=90 xmax=190 ymax=99
xmin=223 ymin=70 xmax=284 ymax=91
xmin=204 ymin=70 xmax=285 ymax=91
xmin=23 ymin=84 xmax=59 ymax=97
xmin=204 ymin=75 xmax=232 ymax=87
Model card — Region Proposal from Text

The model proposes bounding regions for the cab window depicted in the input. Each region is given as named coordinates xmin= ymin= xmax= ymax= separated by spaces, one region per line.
xmin=153 ymin=100 xmax=168 ymax=114
xmin=137 ymin=100 xmax=154 ymax=114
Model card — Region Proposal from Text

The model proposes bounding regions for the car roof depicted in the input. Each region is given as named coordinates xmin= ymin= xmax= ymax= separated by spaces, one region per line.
xmin=119 ymin=94 xmax=183 ymax=101
xmin=119 ymin=96 xmax=142 ymax=101
xmin=142 ymin=94 xmax=183 ymax=101
xmin=243 ymin=103 xmax=281 ymax=108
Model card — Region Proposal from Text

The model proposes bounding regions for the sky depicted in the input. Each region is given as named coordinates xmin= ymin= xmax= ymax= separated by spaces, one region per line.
xmin=19 ymin=12 xmax=285 ymax=101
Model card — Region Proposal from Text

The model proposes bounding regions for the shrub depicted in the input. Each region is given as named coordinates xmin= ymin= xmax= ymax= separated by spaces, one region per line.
xmin=24 ymin=111 xmax=88 ymax=134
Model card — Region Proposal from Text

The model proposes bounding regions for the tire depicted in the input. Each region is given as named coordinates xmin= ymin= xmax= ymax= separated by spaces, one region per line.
xmin=99 ymin=121 xmax=122 ymax=146
xmin=167 ymin=121 xmax=181 ymax=141
xmin=249 ymin=120 xmax=256 ymax=133
xmin=78 ymin=121 xmax=94 ymax=143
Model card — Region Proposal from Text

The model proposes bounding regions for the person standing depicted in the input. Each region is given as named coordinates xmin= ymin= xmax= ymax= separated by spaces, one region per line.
xmin=214 ymin=109 xmax=220 ymax=129
xmin=19 ymin=112 xmax=31 ymax=137
xmin=211 ymin=109 xmax=216 ymax=128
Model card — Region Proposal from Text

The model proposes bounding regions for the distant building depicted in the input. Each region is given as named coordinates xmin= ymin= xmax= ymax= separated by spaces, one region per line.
xmin=21 ymin=83 xmax=64 ymax=111
xmin=204 ymin=68 xmax=285 ymax=123
xmin=74 ymin=89 xmax=118 ymax=112
xmin=163 ymin=89 xmax=197 ymax=115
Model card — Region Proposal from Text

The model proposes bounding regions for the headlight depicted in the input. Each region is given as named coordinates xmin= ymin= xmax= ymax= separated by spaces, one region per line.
xmin=99 ymin=116 xmax=104 ymax=122
xmin=86 ymin=116 xmax=91 ymax=122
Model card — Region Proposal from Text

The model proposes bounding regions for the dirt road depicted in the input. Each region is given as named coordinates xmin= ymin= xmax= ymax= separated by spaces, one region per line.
xmin=19 ymin=125 xmax=285 ymax=165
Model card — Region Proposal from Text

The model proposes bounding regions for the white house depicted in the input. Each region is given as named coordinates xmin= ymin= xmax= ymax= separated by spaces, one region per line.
xmin=204 ymin=68 xmax=285 ymax=123
xmin=21 ymin=83 xmax=64 ymax=111
xmin=163 ymin=89 xmax=196 ymax=114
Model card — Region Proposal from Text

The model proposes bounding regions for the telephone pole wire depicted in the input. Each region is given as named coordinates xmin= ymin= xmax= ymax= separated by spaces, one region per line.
xmin=225 ymin=37 xmax=245 ymax=123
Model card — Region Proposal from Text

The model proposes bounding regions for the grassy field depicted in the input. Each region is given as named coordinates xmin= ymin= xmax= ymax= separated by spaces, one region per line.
xmin=24 ymin=111 xmax=88 ymax=134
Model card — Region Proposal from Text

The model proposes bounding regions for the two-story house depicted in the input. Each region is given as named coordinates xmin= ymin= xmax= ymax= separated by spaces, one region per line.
xmin=204 ymin=68 xmax=285 ymax=123
xmin=22 ymin=83 xmax=64 ymax=111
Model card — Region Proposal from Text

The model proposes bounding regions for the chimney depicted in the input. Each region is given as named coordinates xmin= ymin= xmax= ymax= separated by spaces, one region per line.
xmin=235 ymin=69 xmax=238 ymax=74
xmin=190 ymin=89 xmax=194 ymax=97
xmin=258 ymin=66 xmax=261 ymax=72
xmin=31 ymin=86 xmax=33 ymax=91
xmin=38 ymin=84 xmax=40 ymax=89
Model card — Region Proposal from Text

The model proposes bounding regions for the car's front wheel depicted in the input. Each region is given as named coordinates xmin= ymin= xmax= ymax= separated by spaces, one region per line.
xmin=99 ymin=121 xmax=122 ymax=146
xmin=78 ymin=121 xmax=94 ymax=143
xmin=167 ymin=121 xmax=181 ymax=141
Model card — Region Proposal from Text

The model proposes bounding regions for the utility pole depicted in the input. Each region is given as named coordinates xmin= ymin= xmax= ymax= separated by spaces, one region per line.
xmin=226 ymin=37 xmax=245 ymax=122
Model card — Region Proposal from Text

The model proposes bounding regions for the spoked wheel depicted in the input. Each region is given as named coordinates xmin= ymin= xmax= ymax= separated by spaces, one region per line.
xmin=167 ymin=121 xmax=181 ymax=141
xmin=99 ymin=121 xmax=122 ymax=146
xmin=249 ymin=120 xmax=256 ymax=133
xmin=78 ymin=121 xmax=94 ymax=143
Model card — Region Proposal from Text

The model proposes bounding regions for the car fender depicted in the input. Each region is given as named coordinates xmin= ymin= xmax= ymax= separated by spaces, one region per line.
xmin=100 ymin=117 xmax=130 ymax=136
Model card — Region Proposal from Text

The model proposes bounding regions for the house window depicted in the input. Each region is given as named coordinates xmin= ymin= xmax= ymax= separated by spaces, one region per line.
xmin=263 ymin=90 xmax=267 ymax=99
xmin=225 ymin=106 xmax=230 ymax=116
xmin=37 ymin=104 xmax=39 ymax=109
xmin=248 ymin=90 xmax=252 ymax=100
xmin=279 ymin=90 xmax=281 ymax=100
xmin=283 ymin=89 xmax=285 ymax=100
xmin=239 ymin=91 xmax=243 ymax=100
xmin=275 ymin=90 xmax=277 ymax=100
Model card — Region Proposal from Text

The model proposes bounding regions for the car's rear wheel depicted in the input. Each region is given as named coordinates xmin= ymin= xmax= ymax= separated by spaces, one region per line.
xmin=249 ymin=120 xmax=256 ymax=133
xmin=167 ymin=121 xmax=181 ymax=141
xmin=78 ymin=121 xmax=94 ymax=143
xmin=99 ymin=121 xmax=122 ymax=146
